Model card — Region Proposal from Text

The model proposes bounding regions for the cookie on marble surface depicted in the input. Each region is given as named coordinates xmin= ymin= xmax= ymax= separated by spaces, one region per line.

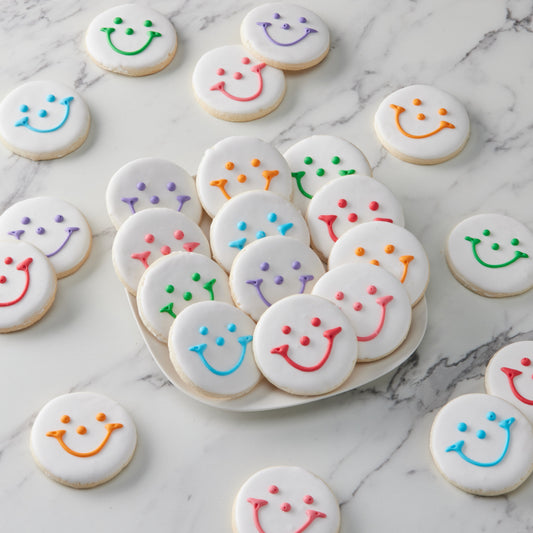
xmin=86 ymin=4 xmax=177 ymax=76
xmin=240 ymin=3 xmax=330 ymax=70
xmin=429 ymin=393 xmax=533 ymax=496
xmin=192 ymin=45 xmax=286 ymax=122
xmin=0 ymin=80 xmax=90 ymax=161
xmin=30 ymin=392 xmax=137 ymax=489
xmin=233 ymin=465 xmax=341 ymax=533
xmin=374 ymin=84 xmax=469 ymax=165
xmin=446 ymin=213 xmax=533 ymax=297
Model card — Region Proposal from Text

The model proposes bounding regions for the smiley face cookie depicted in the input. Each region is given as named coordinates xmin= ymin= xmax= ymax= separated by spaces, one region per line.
xmin=329 ymin=221 xmax=429 ymax=306
xmin=192 ymin=45 xmax=285 ymax=122
xmin=0 ymin=240 xmax=57 ymax=333
xmin=210 ymin=190 xmax=309 ymax=272
xmin=240 ymin=3 xmax=330 ymax=70
xmin=430 ymin=393 xmax=533 ymax=495
xmin=196 ymin=136 xmax=292 ymax=218
xmin=283 ymin=135 xmax=372 ymax=213
xmin=112 ymin=208 xmax=210 ymax=295
xmin=30 ymin=392 xmax=137 ymax=488
xmin=0 ymin=81 xmax=90 ymax=161
xmin=106 ymin=157 xmax=202 ymax=229
xmin=446 ymin=214 xmax=533 ymax=297
xmin=169 ymin=301 xmax=260 ymax=399
xmin=137 ymin=252 xmax=233 ymax=343
xmin=0 ymin=197 xmax=92 ymax=278
xmin=230 ymin=236 xmax=325 ymax=322
xmin=307 ymin=175 xmax=405 ymax=260
xmin=374 ymin=84 xmax=470 ymax=165
xmin=233 ymin=465 xmax=341 ymax=533
xmin=86 ymin=4 xmax=177 ymax=76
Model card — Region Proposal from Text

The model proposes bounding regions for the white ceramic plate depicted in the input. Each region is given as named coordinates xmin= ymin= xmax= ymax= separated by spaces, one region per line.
xmin=127 ymin=292 xmax=427 ymax=411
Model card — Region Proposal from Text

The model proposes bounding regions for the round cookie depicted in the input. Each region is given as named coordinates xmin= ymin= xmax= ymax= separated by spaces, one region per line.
xmin=230 ymin=236 xmax=325 ymax=322
xmin=306 ymin=175 xmax=405 ymax=260
xmin=312 ymin=263 xmax=411 ymax=361
xmin=253 ymin=294 xmax=357 ymax=395
xmin=168 ymin=301 xmax=260 ymax=399
xmin=0 ymin=240 xmax=57 ymax=333
xmin=85 ymin=4 xmax=177 ymax=76
xmin=446 ymin=213 xmax=533 ymax=297
xmin=233 ymin=465 xmax=341 ymax=533
xmin=192 ymin=45 xmax=286 ymax=122
xmin=30 ymin=392 xmax=137 ymax=489
xmin=429 ymin=393 xmax=533 ymax=496
xmin=196 ymin=136 xmax=292 ymax=218
xmin=112 ymin=208 xmax=210 ymax=295
xmin=283 ymin=135 xmax=372 ymax=213
xmin=374 ymin=84 xmax=469 ymax=165
xmin=137 ymin=252 xmax=233 ymax=343
xmin=240 ymin=3 xmax=330 ymax=71
xmin=106 ymin=157 xmax=202 ymax=229
xmin=329 ymin=221 xmax=429 ymax=306
xmin=0 ymin=80 xmax=90 ymax=161
xmin=210 ymin=190 xmax=309 ymax=272
xmin=0 ymin=197 xmax=92 ymax=278
xmin=485 ymin=341 xmax=533 ymax=424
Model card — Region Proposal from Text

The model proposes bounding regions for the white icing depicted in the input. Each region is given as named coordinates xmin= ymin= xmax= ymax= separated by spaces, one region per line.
xmin=283 ymin=135 xmax=372 ymax=213
xmin=85 ymin=4 xmax=177 ymax=76
xmin=446 ymin=213 xmax=533 ymax=297
xmin=253 ymin=294 xmax=357 ymax=395
xmin=485 ymin=341 xmax=533 ymax=424
xmin=229 ymin=236 xmax=325 ymax=322
xmin=233 ymin=466 xmax=341 ymax=533
xmin=329 ymin=221 xmax=429 ymax=306
xmin=312 ymin=263 xmax=411 ymax=361
xmin=112 ymin=208 xmax=210 ymax=295
xmin=192 ymin=45 xmax=285 ymax=121
xmin=240 ymin=3 xmax=330 ymax=70
xmin=306 ymin=175 xmax=404 ymax=259
xmin=0 ymin=197 xmax=92 ymax=278
xmin=196 ymin=136 xmax=292 ymax=218
xmin=210 ymin=190 xmax=309 ymax=272
xmin=374 ymin=84 xmax=470 ymax=164
xmin=30 ymin=392 xmax=136 ymax=488
xmin=106 ymin=157 xmax=202 ymax=229
xmin=136 ymin=251 xmax=233 ymax=343
xmin=168 ymin=301 xmax=260 ymax=398
xmin=0 ymin=239 xmax=56 ymax=332
xmin=429 ymin=393 xmax=533 ymax=495
xmin=0 ymin=80 xmax=90 ymax=160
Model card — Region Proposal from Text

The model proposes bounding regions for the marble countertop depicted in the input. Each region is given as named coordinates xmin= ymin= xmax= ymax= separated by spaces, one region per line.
xmin=1 ymin=0 xmax=533 ymax=531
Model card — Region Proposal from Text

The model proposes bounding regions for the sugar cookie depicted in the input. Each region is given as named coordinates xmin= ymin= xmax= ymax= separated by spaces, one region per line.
xmin=30 ymin=392 xmax=137 ymax=488
xmin=233 ymin=466 xmax=341 ymax=533
xmin=106 ymin=157 xmax=202 ymax=229
xmin=0 ymin=197 xmax=92 ymax=278
xmin=0 ymin=240 xmax=57 ymax=333
xmin=230 ymin=236 xmax=325 ymax=322
xmin=168 ymin=301 xmax=260 ymax=399
xmin=210 ymin=190 xmax=309 ymax=272
xmin=240 ymin=3 xmax=330 ymax=70
xmin=112 ymin=208 xmax=210 ymax=295
xmin=329 ymin=221 xmax=429 ymax=306
xmin=196 ymin=136 xmax=292 ymax=218
xmin=0 ymin=81 xmax=90 ymax=161
xmin=374 ymin=84 xmax=469 ymax=165
xmin=192 ymin=45 xmax=285 ymax=122
xmin=306 ymin=175 xmax=404 ymax=260
xmin=429 ymin=393 xmax=533 ymax=495
xmin=283 ymin=135 xmax=372 ymax=213
xmin=446 ymin=213 xmax=533 ymax=297
xmin=86 ymin=4 xmax=177 ymax=76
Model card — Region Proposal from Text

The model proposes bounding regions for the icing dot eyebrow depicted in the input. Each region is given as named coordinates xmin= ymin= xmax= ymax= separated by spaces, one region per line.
xmin=482 ymin=229 xmax=490 ymax=236
xmin=269 ymin=484 xmax=279 ymax=493
xmin=96 ymin=412 xmax=106 ymax=422
xmin=369 ymin=201 xmax=379 ymax=211
xmin=21 ymin=216 xmax=30 ymax=225
xmin=267 ymin=212 xmax=277 ymax=222
xmin=384 ymin=244 xmax=395 ymax=254
xmin=511 ymin=238 xmax=520 ymax=246
xmin=260 ymin=262 xmax=269 ymax=271
xmin=137 ymin=182 xmax=146 ymax=191
xmin=281 ymin=325 xmax=291 ymax=334
xmin=237 ymin=221 xmax=247 ymax=231
xmin=166 ymin=284 xmax=174 ymax=293
xmin=486 ymin=411 xmax=496 ymax=421
xmin=299 ymin=16 xmax=307 ymax=23
xmin=438 ymin=108 xmax=447 ymax=115
xmin=367 ymin=285 xmax=377 ymax=295
xmin=174 ymin=230 xmax=184 ymax=240
xmin=144 ymin=19 xmax=153 ymax=27
xmin=199 ymin=326 xmax=208 ymax=335
xmin=338 ymin=199 xmax=347 ymax=208
xmin=521 ymin=357 xmax=531 ymax=367
xmin=192 ymin=272 xmax=201 ymax=281
xmin=114 ymin=17 xmax=123 ymax=24
xmin=144 ymin=233 xmax=155 ymax=243
xmin=251 ymin=158 xmax=260 ymax=167
xmin=167 ymin=182 xmax=176 ymax=191
xmin=331 ymin=155 xmax=340 ymax=164
xmin=355 ymin=247 xmax=365 ymax=256
xmin=4 ymin=257 xmax=13 ymax=265
xmin=292 ymin=261 xmax=301 ymax=270
xmin=413 ymin=98 xmax=421 ymax=105
xmin=60 ymin=415 xmax=70 ymax=423
xmin=54 ymin=215 xmax=64 ymax=223
xmin=311 ymin=317 xmax=321 ymax=327
xmin=304 ymin=156 xmax=313 ymax=165
xmin=47 ymin=94 xmax=56 ymax=102
xmin=242 ymin=57 xmax=250 ymax=64
xmin=303 ymin=495 xmax=313 ymax=504
xmin=457 ymin=422 xmax=467 ymax=432
xmin=225 ymin=161 xmax=234 ymax=170
xmin=273 ymin=13 xmax=280 ymax=19
xmin=335 ymin=291 xmax=344 ymax=300
xmin=227 ymin=323 xmax=236 ymax=332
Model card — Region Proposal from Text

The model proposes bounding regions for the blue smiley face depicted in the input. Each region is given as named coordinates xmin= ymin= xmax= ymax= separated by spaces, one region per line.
xmin=15 ymin=93 xmax=74 ymax=133
xmin=121 ymin=180 xmax=191 ymax=215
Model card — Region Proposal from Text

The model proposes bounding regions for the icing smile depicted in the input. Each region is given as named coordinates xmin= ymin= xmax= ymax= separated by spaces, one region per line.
xmin=0 ymin=257 xmax=32 ymax=307
xmin=247 ymin=274 xmax=314 ymax=307
xmin=390 ymin=104 xmax=455 ymax=139
xmin=465 ymin=236 xmax=529 ymax=268
xmin=15 ymin=97 xmax=74 ymax=133
xmin=256 ymin=22 xmax=317 ymax=47
xmin=210 ymin=62 xmax=267 ymax=101
xmin=100 ymin=27 xmax=162 ymax=55
xmin=356 ymin=295 xmax=393 ymax=342
xmin=501 ymin=366 xmax=533 ymax=405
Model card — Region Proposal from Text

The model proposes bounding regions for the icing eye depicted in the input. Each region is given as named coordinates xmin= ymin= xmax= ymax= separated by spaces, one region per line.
xmin=335 ymin=291 xmax=344 ymax=300
xmin=216 ymin=337 xmax=225 ymax=346
xmin=355 ymin=247 xmax=365 ymax=256
xmin=54 ymin=215 xmax=64 ymax=223
xmin=144 ymin=19 xmax=153 ymax=27
xmin=353 ymin=302 xmax=363 ymax=311
xmin=369 ymin=201 xmax=379 ymax=211
xmin=38 ymin=109 xmax=47 ymax=118
xmin=367 ymin=285 xmax=377 ymax=295
xmin=413 ymin=98 xmax=421 ymax=106
xmin=438 ymin=108 xmax=447 ymax=116
xmin=192 ymin=272 xmax=201 ymax=281
xmin=5 ymin=257 xmax=13 ymax=265
xmin=477 ymin=430 xmax=486 ymax=439
xmin=60 ymin=415 xmax=70 ymax=424
xmin=77 ymin=425 xmax=87 ymax=435
xmin=267 ymin=212 xmax=277 ymax=222
xmin=369 ymin=259 xmax=380 ymax=266
xmin=304 ymin=156 xmax=313 ymax=165
xmin=281 ymin=325 xmax=291 ymax=334
xmin=251 ymin=158 xmax=260 ymax=167
xmin=316 ymin=168 xmax=325 ymax=176
xmin=331 ymin=156 xmax=340 ymax=164
xmin=486 ymin=411 xmax=496 ymax=421
xmin=256 ymin=231 xmax=266 ymax=239
xmin=311 ymin=317 xmax=321 ymax=327
xmin=299 ymin=16 xmax=307 ymax=23
xmin=199 ymin=326 xmax=208 ymax=335
xmin=491 ymin=243 xmax=500 ymax=250
xmin=0 ymin=276 xmax=6 ymax=284
xmin=167 ymin=182 xmax=176 ymax=192
xmin=47 ymin=94 xmax=56 ymax=102
xmin=225 ymin=161 xmax=234 ymax=170
xmin=282 ymin=23 xmax=290 ymax=29
xmin=273 ymin=13 xmax=280 ymax=19
xmin=227 ymin=323 xmax=236 ymax=332
xmin=237 ymin=221 xmax=247 ymax=231
xmin=242 ymin=57 xmax=250 ymax=64
xmin=292 ymin=261 xmax=301 ymax=270
xmin=482 ymin=229 xmax=490 ymax=236
xmin=183 ymin=291 xmax=192 ymax=301
xmin=21 ymin=216 xmax=30 ymax=224
xmin=161 ymin=246 xmax=171 ymax=255
xmin=166 ymin=284 xmax=174 ymax=293
xmin=274 ymin=275 xmax=284 ymax=285
xmin=303 ymin=495 xmax=314 ymax=504
xmin=174 ymin=230 xmax=184 ymax=240
xmin=114 ymin=17 xmax=123 ymax=24
xmin=36 ymin=227 xmax=45 ymax=235
xmin=260 ymin=262 xmax=270 ymax=271
xmin=511 ymin=238 xmax=520 ymax=246
xmin=417 ymin=113 xmax=425 ymax=120
xmin=150 ymin=195 xmax=159 ymax=204
xmin=237 ymin=174 xmax=247 ymax=183
xmin=96 ymin=413 xmax=106 ymax=422
xmin=338 ymin=199 xmax=347 ymax=208
xmin=521 ymin=357 xmax=531 ymax=367
xmin=145 ymin=234 xmax=155 ymax=243
xmin=281 ymin=503 xmax=291 ymax=512
xmin=348 ymin=213 xmax=358 ymax=223
xmin=384 ymin=244 xmax=395 ymax=254
xmin=233 ymin=72 xmax=243 ymax=80
xmin=300 ymin=336 xmax=310 ymax=346
xmin=457 ymin=422 xmax=467 ymax=432
xmin=137 ymin=182 xmax=146 ymax=191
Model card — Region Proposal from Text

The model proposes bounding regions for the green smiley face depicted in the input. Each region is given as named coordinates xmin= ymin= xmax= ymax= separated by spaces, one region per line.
xmin=465 ymin=228 xmax=529 ymax=268
xmin=100 ymin=17 xmax=161 ymax=56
